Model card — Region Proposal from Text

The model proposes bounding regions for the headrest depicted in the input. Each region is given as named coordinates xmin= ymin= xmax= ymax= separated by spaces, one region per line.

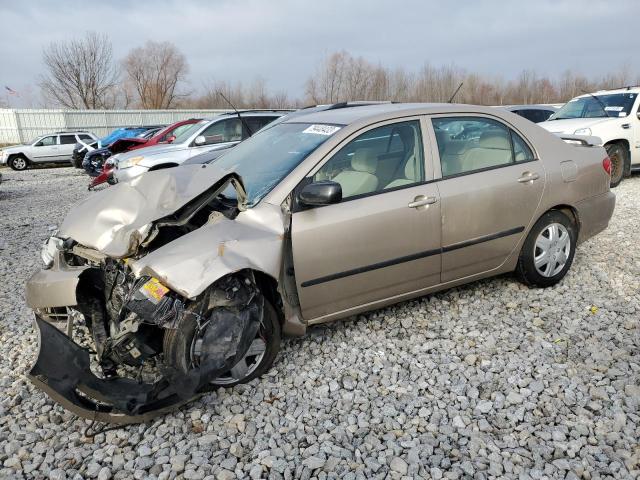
xmin=351 ymin=148 xmax=377 ymax=174
xmin=479 ymin=130 xmax=510 ymax=150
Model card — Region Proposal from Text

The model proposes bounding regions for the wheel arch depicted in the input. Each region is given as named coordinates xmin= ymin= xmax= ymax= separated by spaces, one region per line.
xmin=148 ymin=163 xmax=179 ymax=171
xmin=545 ymin=204 xmax=580 ymax=233
xmin=8 ymin=152 xmax=30 ymax=163
xmin=604 ymin=139 xmax=631 ymax=176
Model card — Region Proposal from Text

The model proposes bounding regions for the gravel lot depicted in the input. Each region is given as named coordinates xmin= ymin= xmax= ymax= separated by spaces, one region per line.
xmin=0 ymin=167 xmax=638 ymax=480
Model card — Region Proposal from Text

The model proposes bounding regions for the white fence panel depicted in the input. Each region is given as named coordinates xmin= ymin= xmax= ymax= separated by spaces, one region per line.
xmin=0 ymin=109 xmax=232 ymax=144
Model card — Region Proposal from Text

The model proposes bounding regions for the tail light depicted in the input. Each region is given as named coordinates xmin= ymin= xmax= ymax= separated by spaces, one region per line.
xmin=602 ymin=157 xmax=612 ymax=176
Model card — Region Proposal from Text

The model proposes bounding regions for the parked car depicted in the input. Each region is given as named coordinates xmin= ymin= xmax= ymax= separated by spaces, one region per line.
xmin=88 ymin=119 xmax=203 ymax=189
xmin=539 ymin=87 xmax=640 ymax=187
xmin=111 ymin=111 xmax=288 ymax=183
xmin=1 ymin=131 xmax=98 ymax=171
xmin=71 ymin=127 xmax=163 ymax=169
xmin=25 ymin=103 xmax=615 ymax=423
xmin=501 ymin=104 xmax=559 ymax=123
xmin=83 ymin=126 xmax=165 ymax=177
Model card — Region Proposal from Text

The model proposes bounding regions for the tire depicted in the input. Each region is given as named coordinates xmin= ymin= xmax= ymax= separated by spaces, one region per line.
xmin=164 ymin=295 xmax=281 ymax=389
xmin=606 ymin=142 xmax=627 ymax=188
xmin=8 ymin=155 xmax=28 ymax=171
xmin=516 ymin=210 xmax=577 ymax=288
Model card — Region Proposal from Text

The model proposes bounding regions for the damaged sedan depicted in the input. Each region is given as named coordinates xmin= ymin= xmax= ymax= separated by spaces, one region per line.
xmin=26 ymin=103 xmax=615 ymax=423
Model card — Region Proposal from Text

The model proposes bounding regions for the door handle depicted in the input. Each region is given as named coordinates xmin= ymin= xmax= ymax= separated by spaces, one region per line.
xmin=517 ymin=172 xmax=540 ymax=183
xmin=621 ymin=123 xmax=630 ymax=129
xmin=408 ymin=195 xmax=437 ymax=209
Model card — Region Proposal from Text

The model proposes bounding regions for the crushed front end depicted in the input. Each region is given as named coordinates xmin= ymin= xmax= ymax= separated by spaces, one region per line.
xmin=28 ymin=248 xmax=265 ymax=424
xmin=25 ymin=169 xmax=280 ymax=424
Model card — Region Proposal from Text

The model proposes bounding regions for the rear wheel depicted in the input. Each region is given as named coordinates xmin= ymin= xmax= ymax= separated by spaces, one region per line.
xmin=606 ymin=142 xmax=627 ymax=188
xmin=9 ymin=155 xmax=28 ymax=171
xmin=516 ymin=210 xmax=577 ymax=287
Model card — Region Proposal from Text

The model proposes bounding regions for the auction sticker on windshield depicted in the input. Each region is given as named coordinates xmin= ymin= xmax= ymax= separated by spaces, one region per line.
xmin=303 ymin=125 xmax=341 ymax=135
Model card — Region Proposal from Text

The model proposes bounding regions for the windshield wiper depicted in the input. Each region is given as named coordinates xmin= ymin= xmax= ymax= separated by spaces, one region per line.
xmin=581 ymin=90 xmax=612 ymax=117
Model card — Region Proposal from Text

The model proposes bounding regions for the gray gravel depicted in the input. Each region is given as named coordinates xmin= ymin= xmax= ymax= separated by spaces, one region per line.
xmin=1 ymin=166 xmax=639 ymax=479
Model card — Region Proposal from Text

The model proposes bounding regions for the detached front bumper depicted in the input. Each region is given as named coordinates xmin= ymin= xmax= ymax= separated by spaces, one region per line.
xmin=28 ymin=316 xmax=195 ymax=424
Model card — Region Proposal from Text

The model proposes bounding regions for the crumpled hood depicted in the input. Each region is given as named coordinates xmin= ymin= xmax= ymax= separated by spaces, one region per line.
xmin=58 ymin=164 xmax=243 ymax=258
xmin=538 ymin=117 xmax=617 ymax=133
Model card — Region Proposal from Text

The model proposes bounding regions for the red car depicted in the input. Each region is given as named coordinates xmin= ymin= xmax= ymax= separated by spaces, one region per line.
xmin=89 ymin=118 xmax=202 ymax=189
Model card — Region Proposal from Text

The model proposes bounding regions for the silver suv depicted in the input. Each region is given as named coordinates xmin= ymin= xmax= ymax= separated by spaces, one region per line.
xmin=1 ymin=131 xmax=98 ymax=171
xmin=112 ymin=111 xmax=287 ymax=183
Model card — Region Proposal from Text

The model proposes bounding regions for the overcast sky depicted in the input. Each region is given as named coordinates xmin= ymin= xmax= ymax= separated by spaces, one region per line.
xmin=0 ymin=0 xmax=638 ymax=107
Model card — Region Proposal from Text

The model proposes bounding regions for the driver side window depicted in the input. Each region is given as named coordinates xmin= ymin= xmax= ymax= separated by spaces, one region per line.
xmin=314 ymin=120 xmax=424 ymax=200
xmin=36 ymin=136 xmax=56 ymax=147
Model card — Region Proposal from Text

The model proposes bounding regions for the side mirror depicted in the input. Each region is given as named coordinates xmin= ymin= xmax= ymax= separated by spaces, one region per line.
xmin=194 ymin=135 xmax=206 ymax=146
xmin=34 ymin=141 xmax=43 ymax=147
xmin=298 ymin=180 xmax=342 ymax=207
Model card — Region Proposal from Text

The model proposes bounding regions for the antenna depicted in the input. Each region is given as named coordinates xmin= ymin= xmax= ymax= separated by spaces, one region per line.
xmin=218 ymin=91 xmax=254 ymax=136
xmin=448 ymin=82 xmax=464 ymax=103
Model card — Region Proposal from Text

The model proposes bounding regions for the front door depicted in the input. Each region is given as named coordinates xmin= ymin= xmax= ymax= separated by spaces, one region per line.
xmin=31 ymin=135 xmax=59 ymax=162
xmin=291 ymin=119 xmax=442 ymax=321
xmin=431 ymin=115 xmax=545 ymax=282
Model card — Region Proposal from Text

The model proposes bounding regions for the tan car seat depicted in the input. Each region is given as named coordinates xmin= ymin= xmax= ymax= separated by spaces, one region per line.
xmin=460 ymin=131 xmax=512 ymax=172
xmin=333 ymin=148 xmax=379 ymax=197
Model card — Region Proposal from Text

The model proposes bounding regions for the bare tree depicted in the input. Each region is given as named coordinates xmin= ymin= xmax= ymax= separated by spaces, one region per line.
xmin=123 ymin=41 xmax=188 ymax=109
xmin=39 ymin=32 xmax=119 ymax=109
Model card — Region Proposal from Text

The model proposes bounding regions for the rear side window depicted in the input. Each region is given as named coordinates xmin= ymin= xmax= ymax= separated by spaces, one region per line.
xmin=60 ymin=135 xmax=77 ymax=145
xmin=516 ymin=109 xmax=554 ymax=123
xmin=432 ymin=117 xmax=534 ymax=177
xmin=244 ymin=116 xmax=278 ymax=136
xmin=78 ymin=134 xmax=93 ymax=141
xmin=199 ymin=119 xmax=243 ymax=145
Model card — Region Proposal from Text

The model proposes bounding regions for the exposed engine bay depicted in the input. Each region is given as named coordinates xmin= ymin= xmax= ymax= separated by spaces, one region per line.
xmin=27 ymin=170 xmax=287 ymax=423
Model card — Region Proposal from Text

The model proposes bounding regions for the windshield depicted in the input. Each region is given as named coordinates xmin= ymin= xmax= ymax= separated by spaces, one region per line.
xmin=173 ymin=121 xmax=207 ymax=144
xmin=212 ymin=122 xmax=342 ymax=206
xmin=551 ymin=93 xmax=638 ymax=120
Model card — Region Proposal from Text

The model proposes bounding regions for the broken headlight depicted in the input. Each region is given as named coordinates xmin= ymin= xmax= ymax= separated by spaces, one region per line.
xmin=41 ymin=236 xmax=63 ymax=269
xmin=118 ymin=155 xmax=144 ymax=169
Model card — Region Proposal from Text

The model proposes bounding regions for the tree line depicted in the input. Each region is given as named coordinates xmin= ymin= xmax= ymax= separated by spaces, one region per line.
xmin=38 ymin=33 xmax=640 ymax=110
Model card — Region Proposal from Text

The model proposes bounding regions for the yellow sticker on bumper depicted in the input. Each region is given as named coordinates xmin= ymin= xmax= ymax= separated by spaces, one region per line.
xmin=140 ymin=277 xmax=169 ymax=304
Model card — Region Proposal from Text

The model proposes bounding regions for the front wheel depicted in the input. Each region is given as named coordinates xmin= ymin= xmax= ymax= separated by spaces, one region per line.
xmin=606 ymin=142 xmax=627 ymax=188
xmin=9 ymin=155 xmax=28 ymax=171
xmin=164 ymin=292 xmax=281 ymax=389
xmin=516 ymin=211 xmax=577 ymax=287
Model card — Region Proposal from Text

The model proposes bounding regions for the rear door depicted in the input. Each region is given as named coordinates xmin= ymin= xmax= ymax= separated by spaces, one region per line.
xmin=58 ymin=134 xmax=78 ymax=160
xmin=430 ymin=115 xmax=545 ymax=282
xmin=291 ymin=118 xmax=442 ymax=321
xmin=30 ymin=135 xmax=59 ymax=162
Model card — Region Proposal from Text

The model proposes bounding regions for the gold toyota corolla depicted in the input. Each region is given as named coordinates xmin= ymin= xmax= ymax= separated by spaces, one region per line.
xmin=25 ymin=103 xmax=615 ymax=423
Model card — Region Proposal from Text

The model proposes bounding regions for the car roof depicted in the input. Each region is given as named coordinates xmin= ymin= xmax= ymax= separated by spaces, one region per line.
xmin=282 ymin=102 xmax=505 ymax=126
xmin=503 ymin=105 xmax=559 ymax=111
xmin=576 ymin=87 xmax=640 ymax=97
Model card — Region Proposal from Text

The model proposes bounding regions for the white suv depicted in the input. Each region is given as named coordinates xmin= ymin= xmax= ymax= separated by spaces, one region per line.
xmin=0 ymin=131 xmax=98 ymax=171
xmin=539 ymin=87 xmax=640 ymax=187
